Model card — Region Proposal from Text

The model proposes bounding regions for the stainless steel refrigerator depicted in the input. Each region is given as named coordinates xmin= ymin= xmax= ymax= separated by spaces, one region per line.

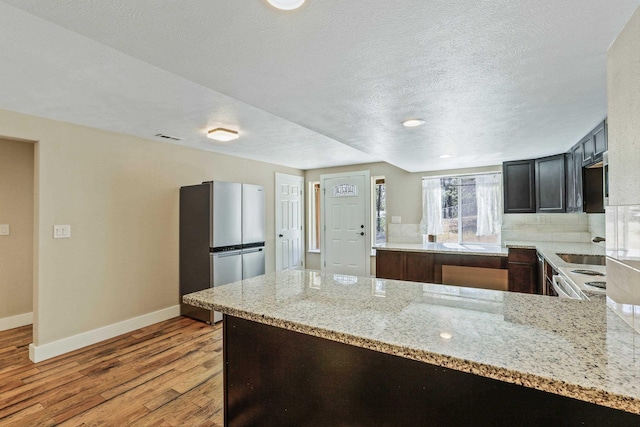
xmin=180 ymin=181 xmax=265 ymax=323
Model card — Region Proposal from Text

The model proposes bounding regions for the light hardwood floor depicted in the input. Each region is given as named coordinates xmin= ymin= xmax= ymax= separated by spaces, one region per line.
xmin=0 ymin=316 xmax=223 ymax=426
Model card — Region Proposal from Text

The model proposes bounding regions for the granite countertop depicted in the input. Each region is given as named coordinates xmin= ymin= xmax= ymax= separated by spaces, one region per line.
xmin=183 ymin=269 xmax=640 ymax=415
xmin=374 ymin=242 xmax=508 ymax=257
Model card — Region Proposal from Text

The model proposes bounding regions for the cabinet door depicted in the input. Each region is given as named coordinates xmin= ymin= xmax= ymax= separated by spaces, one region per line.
xmin=375 ymin=251 xmax=404 ymax=280
xmin=580 ymin=133 xmax=594 ymax=167
xmin=508 ymin=249 xmax=539 ymax=294
xmin=503 ymin=160 xmax=536 ymax=213
xmin=535 ymin=154 xmax=566 ymax=213
xmin=571 ymin=143 xmax=584 ymax=212
xmin=565 ymin=152 xmax=576 ymax=212
xmin=404 ymin=252 xmax=435 ymax=283
xmin=592 ymin=120 xmax=607 ymax=163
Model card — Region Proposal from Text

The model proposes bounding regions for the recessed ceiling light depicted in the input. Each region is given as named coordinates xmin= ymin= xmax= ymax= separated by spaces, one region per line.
xmin=439 ymin=154 xmax=452 ymax=159
xmin=207 ymin=128 xmax=239 ymax=142
xmin=439 ymin=332 xmax=453 ymax=340
xmin=266 ymin=0 xmax=305 ymax=10
xmin=402 ymin=118 xmax=425 ymax=127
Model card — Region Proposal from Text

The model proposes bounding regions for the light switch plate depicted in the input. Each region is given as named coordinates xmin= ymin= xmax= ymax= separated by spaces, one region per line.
xmin=391 ymin=216 xmax=401 ymax=224
xmin=53 ymin=225 xmax=71 ymax=239
xmin=0 ymin=224 xmax=9 ymax=236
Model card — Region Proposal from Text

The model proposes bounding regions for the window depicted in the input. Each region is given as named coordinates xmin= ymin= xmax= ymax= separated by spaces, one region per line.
xmin=308 ymin=181 xmax=321 ymax=251
xmin=420 ymin=173 xmax=502 ymax=245
xmin=372 ymin=176 xmax=386 ymax=246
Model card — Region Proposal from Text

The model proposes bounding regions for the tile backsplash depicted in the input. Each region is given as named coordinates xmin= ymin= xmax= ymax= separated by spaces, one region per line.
xmin=387 ymin=213 xmax=606 ymax=246
xmin=501 ymin=213 xmax=592 ymax=245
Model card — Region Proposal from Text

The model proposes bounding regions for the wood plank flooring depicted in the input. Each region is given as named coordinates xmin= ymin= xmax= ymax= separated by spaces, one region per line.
xmin=0 ymin=316 xmax=223 ymax=426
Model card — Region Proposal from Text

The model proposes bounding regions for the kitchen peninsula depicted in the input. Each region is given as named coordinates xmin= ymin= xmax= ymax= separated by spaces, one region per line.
xmin=183 ymin=269 xmax=640 ymax=425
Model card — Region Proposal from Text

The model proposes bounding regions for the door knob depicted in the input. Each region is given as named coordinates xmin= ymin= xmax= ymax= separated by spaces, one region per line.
xmin=360 ymin=232 xmax=365 ymax=236
xmin=361 ymin=225 xmax=365 ymax=228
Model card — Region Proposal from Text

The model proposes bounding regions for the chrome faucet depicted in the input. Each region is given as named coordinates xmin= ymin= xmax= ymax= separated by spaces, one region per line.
xmin=592 ymin=236 xmax=606 ymax=243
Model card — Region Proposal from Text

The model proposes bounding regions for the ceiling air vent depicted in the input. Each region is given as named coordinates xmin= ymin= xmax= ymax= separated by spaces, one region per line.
xmin=154 ymin=133 xmax=183 ymax=141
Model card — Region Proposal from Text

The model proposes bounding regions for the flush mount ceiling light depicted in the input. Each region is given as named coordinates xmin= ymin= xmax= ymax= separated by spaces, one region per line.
xmin=207 ymin=128 xmax=239 ymax=142
xmin=266 ymin=0 xmax=305 ymax=10
xmin=439 ymin=154 xmax=452 ymax=159
xmin=402 ymin=118 xmax=425 ymax=128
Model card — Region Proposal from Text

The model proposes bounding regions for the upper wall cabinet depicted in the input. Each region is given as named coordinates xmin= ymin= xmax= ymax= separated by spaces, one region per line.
xmin=580 ymin=120 xmax=608 ymax=167
xmin=503 ymin=160 xmax=536 ymax=213
xmin=535 ymin=154 xmax=566 ymax=213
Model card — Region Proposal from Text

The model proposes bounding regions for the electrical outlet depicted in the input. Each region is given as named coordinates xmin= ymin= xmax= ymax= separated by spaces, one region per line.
xmin=391 ymin=216 xmax=401 ymax=224
xmin=537 ymin=215 xmax=546 ymax=224
xmin=0 ymin=224 xmax=9 ymax=236
xmin=53 ymin=225 xmax=71 ymax=239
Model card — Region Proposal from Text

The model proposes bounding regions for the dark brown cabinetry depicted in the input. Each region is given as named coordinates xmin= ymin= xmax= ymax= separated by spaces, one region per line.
xmin=404 ymin=252 xmax=435 ymax=283
xmin=580 ymin=120 xmax=607 ymax=167
xmin=566 ymin=143 xmax=584 ymax=213
xmin=592 ymin=120 xmax=607 ymax=162
xmin=584 ymin=167 xmax=605 ymax=213
xmin=507 ymin=248 xmax=538 ymax=294
xmin=543 ymin=259 xmax=558 ymax=297
xmin=503 ymin=160 xmax=536 ymax=213
xmin=375 ymin=250 xmax=405 ymax=280
xmin=535 ymin=154 xmax=566 ymax=213
xmin=376 ymin=250 xmax=505 ymax=285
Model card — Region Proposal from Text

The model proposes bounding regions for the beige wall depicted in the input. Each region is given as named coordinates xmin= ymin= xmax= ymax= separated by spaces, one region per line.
xmin=304 ymin=162 xmax=501 ymax=270
xmin=0 ymin=108 xmax=301 ymax=346
xmin=0 ymin=138 xmax=34 ymax=320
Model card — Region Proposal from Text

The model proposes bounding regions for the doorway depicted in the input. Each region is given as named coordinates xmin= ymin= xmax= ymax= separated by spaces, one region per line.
xmin=320 ymin=171 xmax=370 ymax=277
xmin=275 ymin=173 xmax=304 ymax=271
xmin=0 ymin=137 xmax=35 ymax=332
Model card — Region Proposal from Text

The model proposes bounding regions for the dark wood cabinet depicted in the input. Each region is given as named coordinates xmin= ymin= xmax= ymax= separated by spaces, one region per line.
xmin=503 ymin=160 xmax=536 ymax=213
xmin=580 ymin=119 xmax=608 ymax=167
xmin=535 ymin=154 xmax=566 ymax=213
xmin=584 ymin=166 xmax=605 ymax=213
xmin=376 ymin=250 xmax=506 ymax=286
xmin=404 ymin=252 xmax=435 ymax=283
xmin=580 ymin=133 xmax=594 ymax=167
xmin=569 ymin=142 xmax=584 ymax=212
xmin=507 ymin=248 xmax=538 ymax=294
xmin=544 ymin=259 xmax=558 ymax=296
xmin=375 ymin=250 xmax=404 ymax=280
xmin=592 ymin=120 xmax=607 ymax=163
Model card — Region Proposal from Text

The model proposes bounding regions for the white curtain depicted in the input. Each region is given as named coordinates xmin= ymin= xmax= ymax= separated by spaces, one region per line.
xmin=475 ymin=174 xmax=502 ymax=236
xmin=419 ymin=178 xmax=443 ymax=235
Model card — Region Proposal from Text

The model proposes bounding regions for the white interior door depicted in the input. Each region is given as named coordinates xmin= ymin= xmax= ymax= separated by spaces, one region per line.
xmin=275 ymin=173 xmax=304 ymax=271
xmin=321 ymin=171 xmax=370 ymax=277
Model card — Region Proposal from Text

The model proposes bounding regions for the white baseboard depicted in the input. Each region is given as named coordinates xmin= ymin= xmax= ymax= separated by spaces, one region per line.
xmin=28 ymin=305 xmax=180 ymax=363
xmin=0 ymin=312 xmax=33 ymax=332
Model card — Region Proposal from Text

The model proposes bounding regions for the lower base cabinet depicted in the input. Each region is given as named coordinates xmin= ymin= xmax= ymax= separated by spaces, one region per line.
xmin=376 ymin=250 xmax=507 ymax=287
xmin=507 ymin=248 xmax=539 ymax=294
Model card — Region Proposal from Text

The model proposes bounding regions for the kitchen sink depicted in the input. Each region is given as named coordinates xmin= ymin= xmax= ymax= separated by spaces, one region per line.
xmin=556 ymin=253 xmax=606 ymax=266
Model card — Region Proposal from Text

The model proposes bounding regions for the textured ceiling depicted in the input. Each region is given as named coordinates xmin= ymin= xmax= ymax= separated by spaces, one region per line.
xmin=1 ymin=0 xmax=639 ymax=172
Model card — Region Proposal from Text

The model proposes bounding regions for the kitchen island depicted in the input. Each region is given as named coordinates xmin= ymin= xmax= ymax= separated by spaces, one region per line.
xmin=183 ymin=269 xmax=640 ymax=425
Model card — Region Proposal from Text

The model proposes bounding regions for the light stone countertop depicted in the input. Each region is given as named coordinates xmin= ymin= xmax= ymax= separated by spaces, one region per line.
xmin=374 ymin=242 xmax=508 ymax=256
xmin=183 ymin=269 xmax=640 ymax=415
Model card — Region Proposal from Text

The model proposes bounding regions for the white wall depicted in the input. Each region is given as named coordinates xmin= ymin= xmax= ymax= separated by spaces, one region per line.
xmin=0 ymin=108 xmax=302 ymax=355
xmin=0 ymin=138 xmax=34 ymax=328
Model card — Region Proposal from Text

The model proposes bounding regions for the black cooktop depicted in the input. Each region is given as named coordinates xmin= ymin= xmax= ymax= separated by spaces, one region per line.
xmin=584 ymin=281 xmax=606 ymax=289
xmin=571 ymin=269 xmax=605 ymax=276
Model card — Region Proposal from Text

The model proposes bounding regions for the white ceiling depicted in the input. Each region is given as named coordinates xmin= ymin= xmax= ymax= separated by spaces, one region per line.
xmin=1 ymin=1 xmax=638 ymax=172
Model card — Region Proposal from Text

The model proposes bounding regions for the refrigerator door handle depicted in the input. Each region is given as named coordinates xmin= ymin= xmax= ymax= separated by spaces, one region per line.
xmin=242 ymin=247 xmax=264 ymax=254
xmin=214 ymin=250 xmax=242 ymax=257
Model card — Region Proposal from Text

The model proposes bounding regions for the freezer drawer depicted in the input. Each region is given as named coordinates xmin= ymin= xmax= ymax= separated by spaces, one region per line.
xmin=212 ymin=251 xmax=243 ymax=286
xmin=243 ymin=247 xmax=265 ymax=279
